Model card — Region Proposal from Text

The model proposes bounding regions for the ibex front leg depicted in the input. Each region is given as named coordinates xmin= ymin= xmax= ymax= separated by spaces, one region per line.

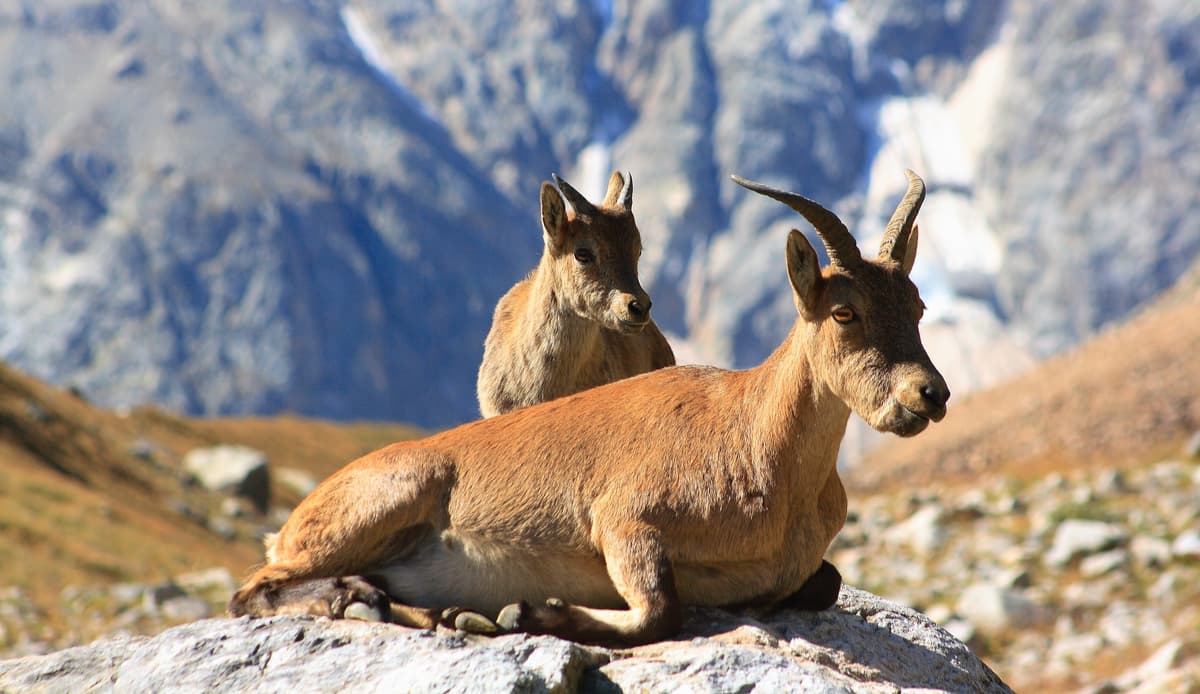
xmin=495 ymin=523 xmax=682 ymax=647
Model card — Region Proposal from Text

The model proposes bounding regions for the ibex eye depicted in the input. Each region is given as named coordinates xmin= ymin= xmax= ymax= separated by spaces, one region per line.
xmin=831 ymin=307 xmax=856 ymax=324
xmin=574 ymin=248 xmax=595 ymax=264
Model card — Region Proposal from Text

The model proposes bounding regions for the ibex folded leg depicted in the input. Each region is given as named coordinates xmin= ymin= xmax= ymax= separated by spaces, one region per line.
xmin=495 ymin=524 xmax=682 ymax=647
xmin=228 ymin=572 xmax=392 ymax=621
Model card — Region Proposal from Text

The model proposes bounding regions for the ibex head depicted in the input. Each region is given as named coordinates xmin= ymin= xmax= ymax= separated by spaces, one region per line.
xmin=540 ymin=171 xmax=653 ymax=334
xmin=734 ymin=170 xmax=950 ymax=437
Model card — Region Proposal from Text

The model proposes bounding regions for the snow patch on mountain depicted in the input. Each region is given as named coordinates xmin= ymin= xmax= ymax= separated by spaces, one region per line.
xmin=575 ymin=141 xmax=614 ymax=201
xmin=339 ymin=5 xmax=439 ymax=125
xmin=830 ymin=1 xmax=871 ymax=82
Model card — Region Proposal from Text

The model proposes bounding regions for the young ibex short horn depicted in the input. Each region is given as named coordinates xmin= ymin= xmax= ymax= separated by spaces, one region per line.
xmin=477 ymin=171 xmax=674 ymax=417
xmin=229 ymin=170 xmax=949 ymax=648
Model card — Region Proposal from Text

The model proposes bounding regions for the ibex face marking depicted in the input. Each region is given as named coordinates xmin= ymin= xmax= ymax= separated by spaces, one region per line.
xmin=808 ymin=262 xmax=948 ymax=437
xmin=542 ymin=173 xmax=652 ymax=334
xmin=737 ymin=170 xmax=949 ymax=438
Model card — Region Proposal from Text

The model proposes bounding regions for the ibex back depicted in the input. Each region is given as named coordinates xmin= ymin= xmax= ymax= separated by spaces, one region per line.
xmin=230 ymin=170 xmax=949 ymax=648
xmin=477 ymin=171 xmax=674 ymax=417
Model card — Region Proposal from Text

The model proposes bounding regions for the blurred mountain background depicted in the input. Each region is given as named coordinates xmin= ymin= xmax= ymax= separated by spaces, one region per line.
xmin=2 ymin=0 xmax=1197 ymax=438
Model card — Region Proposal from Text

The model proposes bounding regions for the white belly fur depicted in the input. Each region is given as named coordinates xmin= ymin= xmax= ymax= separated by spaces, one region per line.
xmin=376 ymin=529 xmax=624 ymax=615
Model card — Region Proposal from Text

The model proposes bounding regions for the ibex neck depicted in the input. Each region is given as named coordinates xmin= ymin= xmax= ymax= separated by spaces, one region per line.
xmin=524 ymin=263 xmax=602 ymax=368
xmin=739 ymin=322 xmax=851 ymax=471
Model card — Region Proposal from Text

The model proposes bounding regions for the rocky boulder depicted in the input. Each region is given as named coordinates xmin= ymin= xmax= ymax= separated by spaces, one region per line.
xmin=183 ymin=445 xmax=271 ymax=513
xmin=0 ymin=587 xmax=1011 ymax=693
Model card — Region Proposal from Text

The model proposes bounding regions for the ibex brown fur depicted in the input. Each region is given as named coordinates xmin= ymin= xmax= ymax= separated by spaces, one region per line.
xmin=477 ymin=171 xmax=674 ymax=417
xmin=229 ymin=171 xmax=949 ymax=648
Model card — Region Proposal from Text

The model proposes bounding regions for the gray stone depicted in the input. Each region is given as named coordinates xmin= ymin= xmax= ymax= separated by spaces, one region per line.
xmin=173 ymin=568 xmax=236 ymax=597
xmin=108 ymin=583 xmax=147 ymax=607
xmin=219 ymin=496 xmax=252 ymax=518
xmin=1148 ymin=572 xmax=1182 ymax=604
xmin=128 ymin=438 xmax=160 ymax=463
xmin=276 ymin=467 xmax=320 ymax=498
xmin=943 ymin=619 xmax=977 ymax=645
xmin=883 ymin=505 xmax=947 ymax=553
xmin=207 ymin=517 xmax=238 ymax=541
xmin=1130 ymin=535 xmax=1173 ymax=568
xmin=993 ymin=568 xmax=1032 ymax=589
xmin=1045 ymin=520 xmax=1129 ymax=567
xmin=183 ymin=445 xmax=270 ymax=512
xmin=0 ymin=587 xmax=1012 ymax=693
xmin=144 ymin=578 xmax=186 ymax=605
xmin=1099 ymin=602 xmax=1168 ymax=648
xmin=955 ymin=583 xmax=1049 ymax=636
xmin=1079 ymin=549 xmax=1128 ymax=578
xmin=1183 ymin=431 xmax=1200 ymax=459
xmin=1092 ymin=469 xmax=1128 ymax=495
xmin=1171 ymin=530 xmax=1200 ymax=559
xmin=1049 ymin=632 xmax=1104 ymax=666
xmin=160 ymin=597 xmax=211 ymax=622
xmin=1119 ymin=638 xmax=1196 ymax=688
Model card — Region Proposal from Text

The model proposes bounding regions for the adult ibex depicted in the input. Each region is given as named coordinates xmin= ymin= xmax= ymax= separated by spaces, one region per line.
xmin=230 ymin=170 xmax=949 ymax=648
xmin=477 ymin=171 xmax=674 ymax=417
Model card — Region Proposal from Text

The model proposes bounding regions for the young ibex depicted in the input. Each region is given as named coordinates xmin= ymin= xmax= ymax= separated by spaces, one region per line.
xmin=229 ymin=170 xmax=949 ymax=648
xmin=477 ymin=171 xmax=675 ymax=417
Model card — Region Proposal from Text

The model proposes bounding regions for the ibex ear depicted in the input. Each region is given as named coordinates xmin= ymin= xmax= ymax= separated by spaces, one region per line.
xmin=540 ymin=182 xmax=568 ymax=247
xmin=786 ymin=229 xmax=822 ymax=319
xmin=901 ymin=224 xmax=919 ymax=275
xmin=601 ymin=171 xmax=633 ymax=211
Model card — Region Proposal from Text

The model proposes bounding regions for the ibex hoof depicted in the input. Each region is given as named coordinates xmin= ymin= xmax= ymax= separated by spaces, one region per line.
xmin=496 ymin=601 xmax=527 ymax=631
xmin=453 ymin=610 xmax=500 ymax=634
xmin=343 ymin=601 xmax=385 ymax=622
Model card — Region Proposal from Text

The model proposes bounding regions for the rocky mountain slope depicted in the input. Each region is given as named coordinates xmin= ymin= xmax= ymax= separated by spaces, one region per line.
xmin=0 ymin=0 xmax=538 ymax=426
xmin=2 ymin=0 xmax=1197 ymax=427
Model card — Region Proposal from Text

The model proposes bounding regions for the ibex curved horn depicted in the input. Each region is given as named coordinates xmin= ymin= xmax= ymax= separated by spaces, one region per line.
xmin=878 ymin=170 xmax=925 ymax=265
xmin=731 ymin=175 xmax=862 ymax=269
xmin=601 ymin=171 xmax=634 ymax=211
xmin=616 ymin=171 xmax=633 ymax=211
xmin=552 ymin=173 xmax=598 ymax=217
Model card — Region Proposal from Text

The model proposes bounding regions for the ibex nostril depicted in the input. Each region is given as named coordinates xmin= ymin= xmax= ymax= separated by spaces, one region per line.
xmin=921 ymin=384 xmax=948 ymax=406
xmin=629 ymin=299 xmax=647 ymax=317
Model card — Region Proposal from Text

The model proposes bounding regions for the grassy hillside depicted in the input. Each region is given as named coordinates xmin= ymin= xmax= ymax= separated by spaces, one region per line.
xmin=0 ymin=363 xmax=421 ymax=632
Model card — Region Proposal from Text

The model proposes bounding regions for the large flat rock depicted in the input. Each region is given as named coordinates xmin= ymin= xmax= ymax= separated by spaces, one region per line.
xmin=0 ymin=587 xmax=1011 ymax=693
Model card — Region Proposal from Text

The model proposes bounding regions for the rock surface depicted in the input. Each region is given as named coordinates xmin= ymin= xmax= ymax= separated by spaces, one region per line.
xmin=0 ymin=587 xmax=1011 ymax=693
